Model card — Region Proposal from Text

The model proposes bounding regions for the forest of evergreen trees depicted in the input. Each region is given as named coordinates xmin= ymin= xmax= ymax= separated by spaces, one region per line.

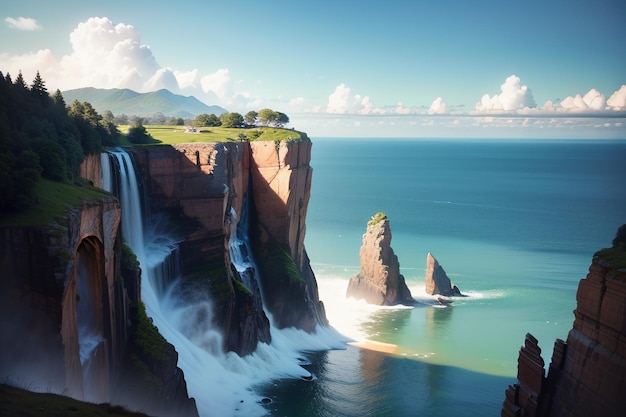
xmin=0 ymin=70 xmax=119 ymax=213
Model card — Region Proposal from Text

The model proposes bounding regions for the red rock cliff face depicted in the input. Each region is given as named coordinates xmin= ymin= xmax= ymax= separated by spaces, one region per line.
xmin=502 ymin=235 xmax=626 ymax=417
xmin=249 ymin=139 xmax=328 ymax=330
xmin=79 ymin=153 xmax=102 ymax=189
xmin=134 ymin=139 xmax=327 ymax=334
xmin=0 ymin=197 xmax=121 ymax=402
xmin=249 ymin=140 xmax=311 ymax=268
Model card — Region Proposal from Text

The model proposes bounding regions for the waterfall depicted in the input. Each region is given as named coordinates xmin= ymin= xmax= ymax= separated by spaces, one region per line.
xmin=102 ymin=148 xmax=345 ymax=417
xmin=228 ymin=195 xmax=266 ymax=310
xmin=76 ymin=253 xmax=103 ymax=366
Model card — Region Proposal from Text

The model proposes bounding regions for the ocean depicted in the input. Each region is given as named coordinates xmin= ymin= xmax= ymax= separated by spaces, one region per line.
xmin=257 ymin=138 xmax=626 ymax=416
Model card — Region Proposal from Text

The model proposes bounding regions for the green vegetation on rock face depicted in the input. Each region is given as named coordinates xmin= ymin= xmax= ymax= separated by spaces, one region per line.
xmin=0 ymin=178 xmax=111 ymax=228
xmin=127 ymin=301 xmax=170 ymax=392
xmin=368 ymin=211 xmax=388 ymax=227
xmin=254 ymin=233 xmax=305 ymax=285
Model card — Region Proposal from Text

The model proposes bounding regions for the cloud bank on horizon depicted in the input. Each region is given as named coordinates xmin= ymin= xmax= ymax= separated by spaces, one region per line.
xmin=1 ymin=15 xmax=625 ymax=137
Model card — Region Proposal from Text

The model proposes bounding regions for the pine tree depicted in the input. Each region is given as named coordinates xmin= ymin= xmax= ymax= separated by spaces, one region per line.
xmin=30 ymin=71 xmax=48 ymax=98
xmin=14 ymin=71 xmax=27 ymax=89
xmin=52 ymin=89 xmax=66 ymax=108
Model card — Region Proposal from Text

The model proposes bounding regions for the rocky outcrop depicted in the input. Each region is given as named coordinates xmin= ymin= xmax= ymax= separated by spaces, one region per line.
xmin=502 ymin=226 xmax=626 ymax=417
xmin=346 ymin=213 xmax=414 ymax=306
xmin=425 ymin=252 xmax=462 ymax=296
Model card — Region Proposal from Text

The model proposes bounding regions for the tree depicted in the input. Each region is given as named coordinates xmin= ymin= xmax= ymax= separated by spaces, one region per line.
xmin=244 ymin=110 xmax=258 ymax=126
xmin=127 ymin=118 xmax=154 ymax=144
xmin=102 ymin=110 xmax=115 ymax=124
xmin=52 ymin=89 xmax=66 ymax=108
xmin=114 ymin=113 xmax=129 ymax=125
xmin=195 ymin=113 xmax=221 ymax=127
xmin=219 ymin=112 xmax=244 ymax=128
xmin=30 ymin=71 xmax=48 ymax=101
xmin=152 ymin=112 xmax=166 ymax=125
xmin=14 ymin=71 xmax=27 ymax=89
xmin=258 ymin=108 xmax=278 ymax=126
xmin=276 ymin=112 xmax=289 ymax=128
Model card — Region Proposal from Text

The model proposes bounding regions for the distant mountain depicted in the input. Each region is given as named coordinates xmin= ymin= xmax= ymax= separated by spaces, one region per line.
xmin=61 ymin=87 xmax=227 ymax=118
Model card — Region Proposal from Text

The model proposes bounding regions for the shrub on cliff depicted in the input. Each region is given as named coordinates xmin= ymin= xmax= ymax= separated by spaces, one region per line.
xmin=368 ymin=211 xmax=388 ymax=227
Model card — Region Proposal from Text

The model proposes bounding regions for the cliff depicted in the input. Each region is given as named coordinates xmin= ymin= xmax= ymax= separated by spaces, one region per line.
xmin=0 ymin=197 xmax=121 ymax=401
xmin=249 ymin=139 xmax=328 ymax=330
xmin=0 ymin=182 xmax=197 ymax=416
xmin=502 ymin=226 xmax=626 ymax=417
xmin=425 ymin=252 xmax=463 ymax=296
xmin=346 ymin=212 xmax=414 ymax=306
xmin=130 ymin=138 xmax=326 ymax=346
xmin=1 ymin=135 xmax=326 ymax=416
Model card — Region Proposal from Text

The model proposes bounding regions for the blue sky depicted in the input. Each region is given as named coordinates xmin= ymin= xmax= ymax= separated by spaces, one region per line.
xmin=1 ymin=0 xmax=625 ymax=137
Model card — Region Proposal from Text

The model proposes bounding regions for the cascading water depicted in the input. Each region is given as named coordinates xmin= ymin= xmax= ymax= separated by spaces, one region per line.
xmin=75 ymin=246 xmax=105 ymax=402
xmin=102 ymin=148 xmax=345 ymax=417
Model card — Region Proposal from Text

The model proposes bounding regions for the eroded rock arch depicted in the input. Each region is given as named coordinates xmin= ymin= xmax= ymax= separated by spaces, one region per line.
xmin=62 ymin=235 xmax=109 ymax=402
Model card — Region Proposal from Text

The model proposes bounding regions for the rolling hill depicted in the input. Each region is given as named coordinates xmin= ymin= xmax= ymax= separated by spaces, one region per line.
xmin=61 ymin=87 xmax=226 ymax=118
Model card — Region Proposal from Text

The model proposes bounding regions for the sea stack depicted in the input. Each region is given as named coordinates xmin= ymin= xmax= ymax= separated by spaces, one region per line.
xmin=425 ymin=252 xmax=462 ymax=296
xmin=346 ymin=212 xmax=414 ymax=306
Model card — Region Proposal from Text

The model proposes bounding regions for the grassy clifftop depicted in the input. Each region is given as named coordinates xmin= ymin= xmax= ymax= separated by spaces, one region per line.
xmin=0 ymin=178 xmax=111 ymax=229
xmin=118 ymin=125 xmax=308 ymax=145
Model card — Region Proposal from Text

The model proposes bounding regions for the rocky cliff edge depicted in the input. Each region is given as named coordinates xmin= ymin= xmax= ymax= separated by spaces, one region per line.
xmin=502 ymin=225 xmax=626 ymax=417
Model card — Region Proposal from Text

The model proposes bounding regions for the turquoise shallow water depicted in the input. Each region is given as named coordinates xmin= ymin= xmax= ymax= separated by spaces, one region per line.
xmin=260 ymin=138 xmax=626 ymax=416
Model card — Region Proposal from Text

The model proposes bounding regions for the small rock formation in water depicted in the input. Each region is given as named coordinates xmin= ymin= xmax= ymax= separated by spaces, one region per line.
xmin=346 ymin=212 xmax=414 ymax=306
xmin=501 ymin=224 xmax=626 ymax=417
xmin=425 ymin=252 xmax=463 ymax=296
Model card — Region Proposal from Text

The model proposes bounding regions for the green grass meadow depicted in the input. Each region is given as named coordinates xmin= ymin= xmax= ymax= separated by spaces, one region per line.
xmin=118 ymin=125 xmax=307 ymax=145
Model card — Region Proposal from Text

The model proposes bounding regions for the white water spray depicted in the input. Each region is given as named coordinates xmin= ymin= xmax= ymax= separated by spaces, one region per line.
xmin=102 ymin=148 xmax=345 ymax=417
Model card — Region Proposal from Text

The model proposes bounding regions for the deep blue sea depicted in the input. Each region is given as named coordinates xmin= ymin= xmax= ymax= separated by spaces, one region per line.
xmin=258 ymin=138 xmax=626 ymax=416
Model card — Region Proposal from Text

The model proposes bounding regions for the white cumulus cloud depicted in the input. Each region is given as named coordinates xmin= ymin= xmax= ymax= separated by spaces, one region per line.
xmin=5 ymin=16 xmax=42 ymax=31
xmin=607 ymin=85 xmax=626 ymax=110
xmin=200 ymin=68 xmax=232 ymax=99
xmin=475 ymin=75 xmax=536 ymax=112
xmin=428 ymin=97 xmax=447 ymax=114
xmin=559 ymin=89 xmax=606 ymax=112
xmin=325 ymin=83 xmax=376 ymax=114
xmin=326 ymin=83 xmax=352 ymax=114
xmin=0 ymin=17 xmax=262 ymax=110
xmin=58 ymin=17 xmax=159 ymax=92
xmin=394 ymin=102 xmax=411 ymax=115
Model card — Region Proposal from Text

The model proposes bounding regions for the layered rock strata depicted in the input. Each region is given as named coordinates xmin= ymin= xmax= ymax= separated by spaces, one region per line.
xmin=502 ymin=227 xmax=626 ymax=417
xmin=425 ymin=252 xmax=463 ymax=296
xmin=346 ymin=213 xmax=414 ymax=306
